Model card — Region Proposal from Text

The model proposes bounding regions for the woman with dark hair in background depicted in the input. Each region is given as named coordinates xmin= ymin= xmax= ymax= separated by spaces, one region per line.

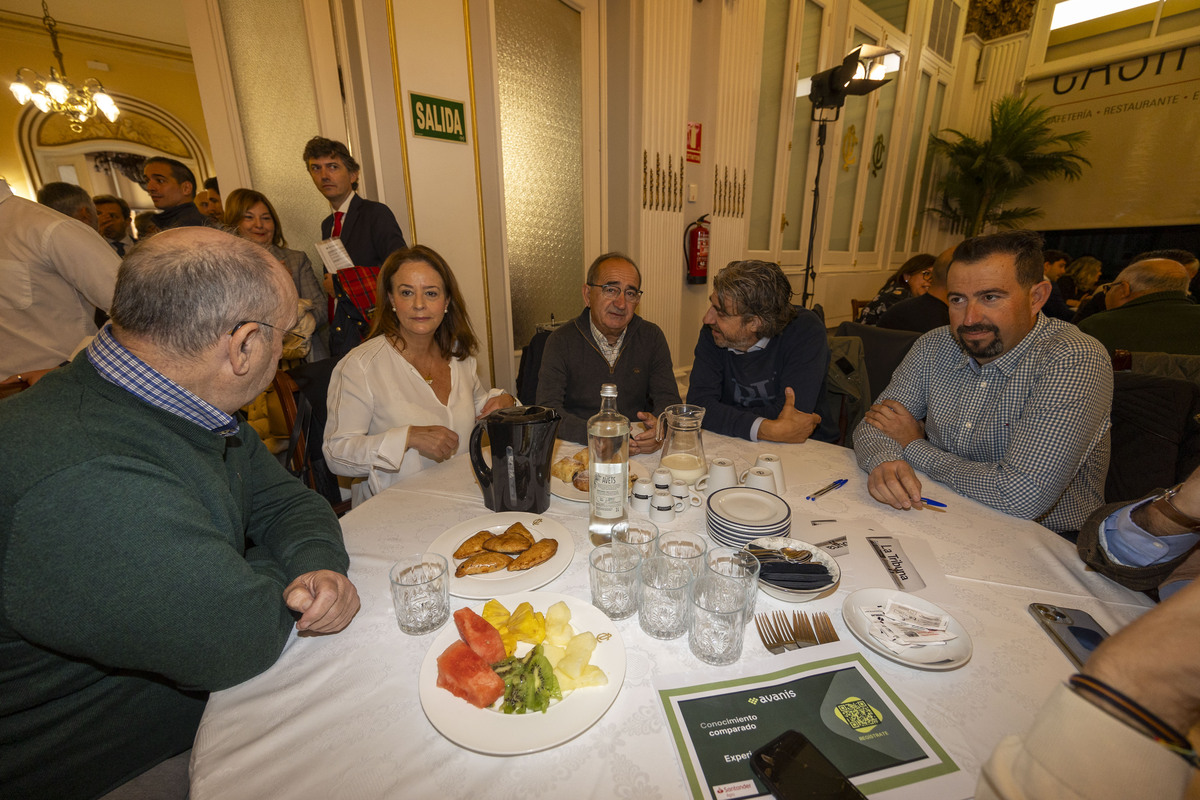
xmin=323 ymin=245 xmax=515 ymax=506
xmin=224 ymin=188 xmax=330 ymax=361
xmin=857 ymin=253 xmax=936 ymax=325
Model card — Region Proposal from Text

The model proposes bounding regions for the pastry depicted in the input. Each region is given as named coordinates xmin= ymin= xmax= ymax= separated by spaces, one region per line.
xmin=572 ymin=470 xmax=589 ymax=492
xmin=507 ymin=538 xmax=558 ymax=571
xmin=455 ymin=552 xmax=513 ymax=576
xmin=572 ymin=449 xmax=589 ymax=467
xmin=483 ymin=533 xmax=531 ymax=554
xmin=551 ymin=457 xmax=582 ymax=483
xmin=504 ymin=521 xmax=536 ymax=548
xmin=452 ymin=530 xmax=493 ymax=559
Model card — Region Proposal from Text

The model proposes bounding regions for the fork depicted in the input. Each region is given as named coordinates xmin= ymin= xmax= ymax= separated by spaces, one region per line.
xmin=812 ymin=612 xmax=840 ymax=644
xmin=792 ymin=611 xmax=819 ymax=647
xmin=755 ymin=613 xmax=790 ymax=654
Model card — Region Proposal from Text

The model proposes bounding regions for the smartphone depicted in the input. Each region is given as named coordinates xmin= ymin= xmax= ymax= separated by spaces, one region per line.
xmin=1028 ymin=603 xmax=1109 ymax=669
xmin=750 ymin=729 xmax=867 ymax=800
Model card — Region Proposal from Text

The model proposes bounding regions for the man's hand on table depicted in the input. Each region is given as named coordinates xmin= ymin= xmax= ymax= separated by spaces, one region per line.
xmin=867 ymin=460 xmax=924 ymax=510
xmin=285 ymin=570 xmax=360 ymax=634
xmin=865 ymin=399 xmax=925 ymax=447
xmin=630 ymin=411 xmax=663 ymax=455
xmin=758 ymin=387 xmax=821 ymax=443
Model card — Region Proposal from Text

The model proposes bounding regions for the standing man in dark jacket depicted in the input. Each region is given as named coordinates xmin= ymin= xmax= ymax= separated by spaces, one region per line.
xmin=303 ymin=136 xmax=407 ymax=358
xmin=143 ymin=157 xmax=211 ymax=230
xmin=536 ymin=252 xmax=680 ymax=452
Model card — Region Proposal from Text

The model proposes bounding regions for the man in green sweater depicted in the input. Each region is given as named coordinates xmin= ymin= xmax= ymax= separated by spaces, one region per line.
xmin=0 ymin=227 xmax=360 ymax=800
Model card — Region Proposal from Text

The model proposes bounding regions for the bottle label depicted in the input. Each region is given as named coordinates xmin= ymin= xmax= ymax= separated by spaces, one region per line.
xmin=591 ymin=462 xmax=627 ymax=519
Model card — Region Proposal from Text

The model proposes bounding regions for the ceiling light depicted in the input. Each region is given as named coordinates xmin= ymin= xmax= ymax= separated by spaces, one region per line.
xmin=8 ymin=1 xmax=120 ymax=132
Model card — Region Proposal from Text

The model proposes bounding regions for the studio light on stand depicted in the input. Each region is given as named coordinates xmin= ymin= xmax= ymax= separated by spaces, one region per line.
xmin=798 ymin=44 xmax=899 ymax=308
xmin=9 ymin=1 xmax=120 ymax=133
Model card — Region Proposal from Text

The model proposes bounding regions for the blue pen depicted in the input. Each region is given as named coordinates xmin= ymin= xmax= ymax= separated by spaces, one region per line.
xmin=921 ymin=497 xmax=947 ymax=508
xmin=808 ymin=478 xmax=847 ymax=500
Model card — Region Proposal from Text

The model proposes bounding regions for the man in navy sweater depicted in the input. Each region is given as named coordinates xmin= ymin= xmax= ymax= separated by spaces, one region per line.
xmin=687 ymin=260 xmax=834 ymax=443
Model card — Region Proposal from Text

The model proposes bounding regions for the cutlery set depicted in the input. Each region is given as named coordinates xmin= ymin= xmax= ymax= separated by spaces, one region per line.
xmin=754 ymin=610 xmax=839 ymax=654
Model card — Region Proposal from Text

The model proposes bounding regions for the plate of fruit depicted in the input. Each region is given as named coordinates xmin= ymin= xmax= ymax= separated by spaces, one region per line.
xmin=419 ymin=592 xmax=626 ymax=754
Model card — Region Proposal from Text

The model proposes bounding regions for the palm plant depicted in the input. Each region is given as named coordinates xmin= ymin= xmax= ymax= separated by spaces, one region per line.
xmin=927 ymin=94 xmax=1090 ymax=237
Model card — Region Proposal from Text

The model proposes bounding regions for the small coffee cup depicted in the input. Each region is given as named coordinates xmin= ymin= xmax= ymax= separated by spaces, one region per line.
xmin=652 ymin=467 xmax=673 ymax=492
xmin=741 ymin=466 xmax=777 ymax=494
xmin=631 ymin=477 xmax=654 ymax=513
xmin=650 ymin=489 xmax=676 ymax=523
xmin=755 ymin=453 xmax=785 ymax=493
xmin=694 ymin=458 xmax=738 ymax=494
xmin=670 ymin=478 xmax=702 ymax=512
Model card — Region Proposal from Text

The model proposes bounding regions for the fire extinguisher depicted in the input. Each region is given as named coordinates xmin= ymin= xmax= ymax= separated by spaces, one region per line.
xmin=683 ymin=214 xmax=709 ymax=285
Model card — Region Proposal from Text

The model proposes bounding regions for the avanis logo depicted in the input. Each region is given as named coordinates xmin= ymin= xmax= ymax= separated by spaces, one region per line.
xmin=747 ymin=689 xmax=796 ymax=706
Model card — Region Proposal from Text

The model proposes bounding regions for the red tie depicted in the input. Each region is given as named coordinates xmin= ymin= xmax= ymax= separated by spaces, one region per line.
xmin=331 ymin=210 xmax=344 ymax=238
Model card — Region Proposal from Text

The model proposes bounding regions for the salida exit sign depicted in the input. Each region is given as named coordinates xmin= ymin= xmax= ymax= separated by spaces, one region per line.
xmin=410 ymin=92 xmax=467 ymax=143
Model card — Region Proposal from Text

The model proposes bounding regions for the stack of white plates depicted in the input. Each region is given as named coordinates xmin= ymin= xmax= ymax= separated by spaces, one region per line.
xmin=705 ymin=487 xmax=791 ymax=547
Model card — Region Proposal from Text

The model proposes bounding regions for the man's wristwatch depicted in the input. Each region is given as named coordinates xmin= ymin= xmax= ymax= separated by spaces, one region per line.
xmin=1148 ymin=484 xmax=1200 ymax=532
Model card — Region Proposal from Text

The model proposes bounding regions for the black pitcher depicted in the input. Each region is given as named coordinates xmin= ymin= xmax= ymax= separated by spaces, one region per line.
xmin=468 ymin=405 xmax=560 ymax=513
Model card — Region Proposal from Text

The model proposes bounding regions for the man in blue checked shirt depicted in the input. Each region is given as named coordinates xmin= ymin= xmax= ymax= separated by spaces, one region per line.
xmin=852 ymin=230 xmax=1112 ymax=534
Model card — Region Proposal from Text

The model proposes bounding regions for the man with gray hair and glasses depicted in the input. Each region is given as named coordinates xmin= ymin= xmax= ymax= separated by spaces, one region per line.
xmin=537 ymin=252 xmax=681 ymax=453
xmin=687 ymin=259 xmax=834 ymax=443
xmin=0 ymin=227 xmax=359 ymax=800
xmin=1078 ymin=257 xmax=1200 ymax=355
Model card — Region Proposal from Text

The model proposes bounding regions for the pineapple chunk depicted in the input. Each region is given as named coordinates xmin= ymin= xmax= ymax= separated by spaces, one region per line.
xmin=482 ymin=599 xmax=511 ymax=629
xmin=507 ymin=602 xmax=546 ymax=645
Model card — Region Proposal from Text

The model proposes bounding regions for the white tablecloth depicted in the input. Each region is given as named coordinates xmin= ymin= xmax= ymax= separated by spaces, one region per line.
xmin=190 ymin=435 xmax=1152 ymax=799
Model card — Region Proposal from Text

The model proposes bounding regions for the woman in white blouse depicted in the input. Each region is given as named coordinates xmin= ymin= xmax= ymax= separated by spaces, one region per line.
xmin=324 ymin=245 xmax=515 ymax=505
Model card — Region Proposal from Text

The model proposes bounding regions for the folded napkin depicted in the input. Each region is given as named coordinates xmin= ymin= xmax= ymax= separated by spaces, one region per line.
xmin=759 ymin=562 xmax=833 ymax=589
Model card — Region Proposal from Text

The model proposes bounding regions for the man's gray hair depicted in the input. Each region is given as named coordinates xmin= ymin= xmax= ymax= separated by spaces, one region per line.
xmin=36 ymin=182 xmax=96 ymax=220
xmin=110 ymin=228 xmax=285 ymax=357
xmin=586 ymin=252 xmax=641 ymax=285
xmin=713 ymin=260 xmax=797 ymax=339
xmin=1117 ymin=259 xmax=1190 ymax=295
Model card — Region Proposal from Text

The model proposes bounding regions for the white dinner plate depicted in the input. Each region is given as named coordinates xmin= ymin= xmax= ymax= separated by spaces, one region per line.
xmin=708 ymin=487 xmax=791 ymax=526
xmin=418 ymin=591 xmax=627 ymax=755
xmin=429 ymin=513 xmax=575 ymax=599
xmin=549 ymin=447 xmax=650 ymax=503
xmin=841 ymin=588 xmax=973 ymax=671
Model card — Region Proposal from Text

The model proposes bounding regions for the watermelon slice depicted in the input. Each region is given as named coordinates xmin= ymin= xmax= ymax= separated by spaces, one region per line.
xmin=435 ymin=640 xmax=505 ymax=709
xmin=454 ymin=607 xmax=506 ymax=664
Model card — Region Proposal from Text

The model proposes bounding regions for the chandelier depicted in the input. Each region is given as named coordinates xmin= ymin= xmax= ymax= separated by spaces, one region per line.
xmin=9 ymin=1 xmax=119 ymax=132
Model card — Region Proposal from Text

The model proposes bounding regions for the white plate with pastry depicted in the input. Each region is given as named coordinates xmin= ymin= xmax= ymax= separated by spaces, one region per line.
xmin=428 ymin=513 xmax=574 ymax=599
xmin=549 ymin=444 xmax=650 ymax=503
xmin=419 ymin=591 xmax=626 ymax=754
